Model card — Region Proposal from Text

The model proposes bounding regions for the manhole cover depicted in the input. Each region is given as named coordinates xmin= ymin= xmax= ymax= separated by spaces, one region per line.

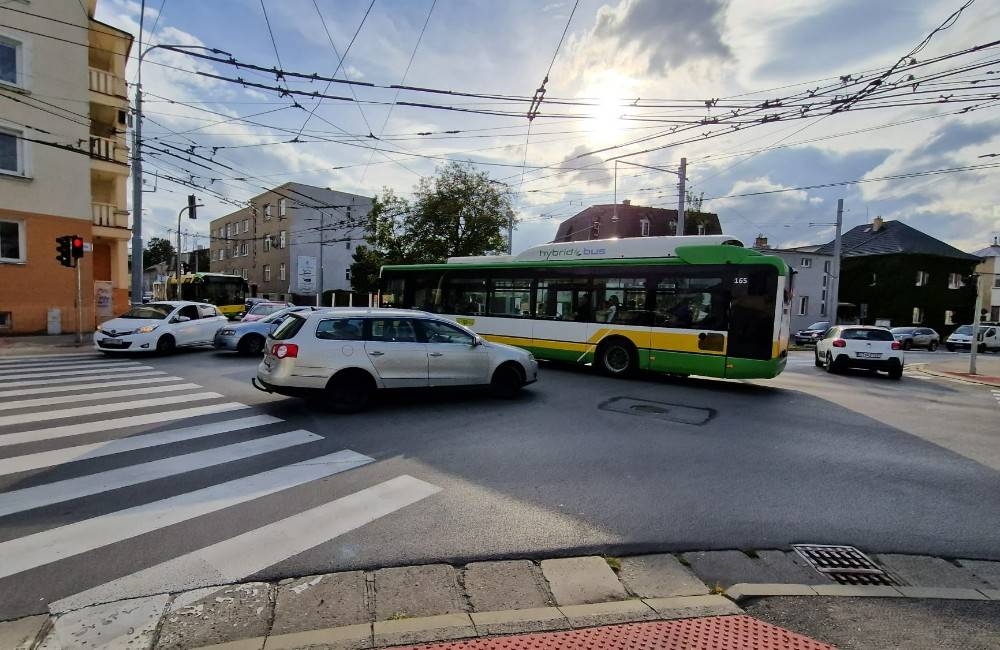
xmin=792 ymin=544 xmax=900 ymax=586
xmin=599 ymin=397 xmax=713 ymax=425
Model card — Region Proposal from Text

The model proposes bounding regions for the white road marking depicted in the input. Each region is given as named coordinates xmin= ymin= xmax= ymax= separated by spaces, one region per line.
xmin=0 ymin=376 xmax=185 ymax=398
xmin=51 ymin=475 xmax=441 ymax=612
xmin=0 ymin=393 xmax=224 ymax=428
xmin=0 ymin=415 xmax=282 ymax=477
xmin=9 ymin=370 xmax=167 ymax=388
xmin=0 ymin=366 xmax=155 ymax=382
xmin=0 ymin=383 xmax=203 ymax=412
xmin=0 ymin=353 xmax=103 ymax=364
xmin=0 ymin=430 xmax=323 ymax=518
xmin=0 ymin=449 xmax=374 ymax=578
xmin=0 ymin=402 xmax=250 ymax=447
xmin=0 ymin=361 xmax=145 ymax=376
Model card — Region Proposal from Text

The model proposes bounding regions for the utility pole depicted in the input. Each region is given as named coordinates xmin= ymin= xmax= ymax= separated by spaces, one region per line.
xmin=828 ymin=199 xmax=844 ymax=323
xmin=612 ymin=160 xmax=618 ymax=224
xmin=317 ymin=210 xmax=325 ymax=306
xmin=676 ymin=157 xmax=687 ymax=235
xmin=970 ymin=281 xmax=982 ymax=375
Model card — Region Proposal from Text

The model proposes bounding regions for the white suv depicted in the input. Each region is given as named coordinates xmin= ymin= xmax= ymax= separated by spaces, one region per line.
xmin=254 ymin=309 xmax=539 ymax=412
xmin=815 ymin=325 xmax=903 ymax=379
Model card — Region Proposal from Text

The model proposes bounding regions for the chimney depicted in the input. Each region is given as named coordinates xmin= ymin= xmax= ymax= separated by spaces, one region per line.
xmin=992 ymin=232 xmax=999 ymax=246
xmin=621 ymin=199 xmax=631 ymax=206
xmin=754 ymin=234 xmax=769 ymax=249
xmin=872 ymin=216 xmax=884 ymax=231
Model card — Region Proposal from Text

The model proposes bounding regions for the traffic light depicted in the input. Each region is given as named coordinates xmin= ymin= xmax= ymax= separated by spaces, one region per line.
xmin=55 ymin=235 xmax=73 ymax=267
xmin=71 ymin=236 xmax=84 ymax=260
xmin=187 ymin=194 xmax=198 ymax=220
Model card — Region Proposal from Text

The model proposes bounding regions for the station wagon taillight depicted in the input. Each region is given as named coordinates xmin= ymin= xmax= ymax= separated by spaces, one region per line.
xmin=272 ymin=343 xmax=298 ymax=359
xmin=832 ymin=339 xmax=846 ymax=348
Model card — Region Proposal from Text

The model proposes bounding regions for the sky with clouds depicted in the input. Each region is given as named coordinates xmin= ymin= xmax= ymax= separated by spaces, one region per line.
xmin=94 ymin=0 xmax=1000 ymax=254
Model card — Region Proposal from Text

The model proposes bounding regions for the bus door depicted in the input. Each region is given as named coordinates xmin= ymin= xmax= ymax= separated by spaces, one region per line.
xmin=532 ymin=277 xmax=592 ymax=363
xmin=650 ymin=272 xmax=728 ymax=376
xmin=726 ymin=266 xmax=779 ymax=371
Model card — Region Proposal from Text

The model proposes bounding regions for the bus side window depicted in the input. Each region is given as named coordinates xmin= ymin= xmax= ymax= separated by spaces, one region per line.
xmin=444 ymin=276 xmax=487 ymax=315
xmin=490 ymin=278 xmax=532 ymax=317
xmin=413 ymin=273 xmax=444 ymax=312
xmin=535 ymin=278 xmax=588 ymax=321
xmin=592 ymin=277 xmax=648 ymax=325
xmin=653 ymin=276 xmax=726 ymax=330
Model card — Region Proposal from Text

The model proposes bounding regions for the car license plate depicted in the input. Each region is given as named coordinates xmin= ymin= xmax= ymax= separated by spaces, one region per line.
xmin=102 ymin=339 xmax=125 ymax=347
xmin=855 ymin=352 xmax=881 ymax=358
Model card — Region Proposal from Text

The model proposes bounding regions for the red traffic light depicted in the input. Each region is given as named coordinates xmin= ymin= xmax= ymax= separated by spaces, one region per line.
xmin=71 ymin=237 xmax=84 ymax=258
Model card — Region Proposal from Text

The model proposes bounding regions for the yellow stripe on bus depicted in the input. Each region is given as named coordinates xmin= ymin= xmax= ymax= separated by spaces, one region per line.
xmin=483 ymin=329 xmax=728 ymax=356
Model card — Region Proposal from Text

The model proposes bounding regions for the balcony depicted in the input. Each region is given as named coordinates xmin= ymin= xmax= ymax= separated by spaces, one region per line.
xmin=89 ymin=67 xmax=127 ymax=98
xmin=92 ymin=202 xmax=128 ymax=229
xmin=89 ymin=135 xmax=129 ymax=168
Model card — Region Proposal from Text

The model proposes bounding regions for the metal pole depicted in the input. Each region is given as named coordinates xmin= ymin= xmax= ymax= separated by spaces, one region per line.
xmin=75 ymin=259 xmax=83 ymax=345
xmin=828 ymin=199 xmax=844 ymax=324
xmin=612 ymin=160 xmax=618 ymax=224
xmin=970 ymin=281 xmax=982 ymax=375
xmin=176 ymin=207 xmax=185 ymax=301
xmin=130 ymin=79 xmax=144 ymax=305
xmin=316 ymin=210 xmax=324 ymax=306
xmin=676 ymin=157 xmax=687 ymax=235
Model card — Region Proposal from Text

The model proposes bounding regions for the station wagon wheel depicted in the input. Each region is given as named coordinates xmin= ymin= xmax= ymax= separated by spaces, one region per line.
xmin=326 ymin=369 xmax=374 ymax=414
xmin=902 ymin=339 xmax=912 ymax=350
xmin=490 ymin=363 xmax=523 ymax=399
xmin=928 ymin=340 xmax=938 ymax=351
xmin=238 ymin=334 xmax=265 ymax=355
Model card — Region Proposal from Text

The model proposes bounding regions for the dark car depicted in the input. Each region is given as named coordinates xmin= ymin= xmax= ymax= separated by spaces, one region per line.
xmin=890 ymin=327 xmax=940 ymax=351
xmin=794 ymin=321 xmax=831 ymax=345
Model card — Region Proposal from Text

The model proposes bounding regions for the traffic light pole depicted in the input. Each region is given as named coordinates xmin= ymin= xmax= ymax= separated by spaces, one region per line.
xmin=75 ymin=259 xmax=83 ymax=345
xmin=970 ymin=280 xmax=982 ymax=375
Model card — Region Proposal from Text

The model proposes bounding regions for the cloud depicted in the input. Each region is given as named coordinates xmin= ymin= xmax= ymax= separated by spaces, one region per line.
xmin=905 ymin=119 xmax=1000 ymax=163
xmin=558 ymin=146 xmax=613 ymax=187
xmin=570 ymin=0 xmax=732 ymax=78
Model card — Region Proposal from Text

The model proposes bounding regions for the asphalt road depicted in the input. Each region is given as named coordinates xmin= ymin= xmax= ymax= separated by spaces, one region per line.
xmin=0 ymin=347 xmax=998 ymax=619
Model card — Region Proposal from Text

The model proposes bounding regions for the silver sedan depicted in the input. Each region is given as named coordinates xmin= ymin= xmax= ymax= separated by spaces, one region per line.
xmin=214 ymin=306 xmax=321 ymax=354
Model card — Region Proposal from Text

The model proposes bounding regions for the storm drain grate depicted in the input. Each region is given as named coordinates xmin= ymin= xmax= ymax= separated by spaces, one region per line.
xmin=792 ymin=544 xmax=899 ymax=586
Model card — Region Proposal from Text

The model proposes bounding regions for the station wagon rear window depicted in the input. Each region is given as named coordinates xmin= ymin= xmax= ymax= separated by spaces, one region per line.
xmin=271 ymin=314 xmax=305 ymax=340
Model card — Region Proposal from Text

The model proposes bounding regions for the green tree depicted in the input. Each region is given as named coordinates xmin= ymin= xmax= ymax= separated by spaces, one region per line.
xmin=351 ymin=163 xmax=514 ymax=292
xmin=143 ymin=237 xmax=175 ymax=268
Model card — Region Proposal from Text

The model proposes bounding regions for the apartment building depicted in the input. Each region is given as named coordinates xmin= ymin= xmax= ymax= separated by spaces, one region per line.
xmin=972 ymin=235 xmax=1000 ymax=322
xmin=0 ymin=0 xmax=132 ymax=333
xmin=209 ymin=183 xmax=372 ymax=303
xmin=753 ymin=237 xmax=834 ymax=332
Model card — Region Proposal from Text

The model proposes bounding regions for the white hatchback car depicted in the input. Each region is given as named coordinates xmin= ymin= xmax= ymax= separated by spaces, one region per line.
xmin=254 ymin=309 xmax=539 ymax=412
xmin=95 ymin=301 xmax=229 ymax=354
xmin=815 ymin=325 xmax=903 ymax=379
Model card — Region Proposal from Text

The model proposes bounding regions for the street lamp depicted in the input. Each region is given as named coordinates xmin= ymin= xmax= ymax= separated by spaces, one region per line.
xmin=130 ymin=41 xmax=231 ymax=305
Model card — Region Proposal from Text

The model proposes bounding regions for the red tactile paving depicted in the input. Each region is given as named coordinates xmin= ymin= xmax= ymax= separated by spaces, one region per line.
xmin=396 ymin=616 xmax=835 ymax=650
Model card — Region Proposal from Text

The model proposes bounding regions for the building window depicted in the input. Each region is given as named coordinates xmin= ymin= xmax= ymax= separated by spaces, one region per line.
xmin=263 ymin=264 xmax=271 ymax=282
xmin=819 ymin=300 xmax=827 ymax=316
xmin=279 ymin=262 xmax=286 ymax=281
xmin=263 ymin=235 xmax=271 ymax=252
xmin=217 ymin=248 xmax=224 ymax=261
xmin=241 ymin=268 xmax=248 ymax=280
xmin=640 ymin=219 xmax=650 ymax=237
xmin=696 ymin=223 xmax=705 ymax=235
xmin=278 ymin=198 xmax=286 ymax=217
xmin=0 ymin=311 xmax=11 ymax=330
xmin=947 ymin=273 xmax=963 ymax=289
xmin=0 ymin=36 xmax=23 ymax=88
xmin=994 ymin=277 xmax=1000 ymax=289
xmin=0 ymin=219 xmax=25 ymax=262
xmin=242 ymin=219 xmax=249 ymax=233
xmin=279 ymin=230 xmax=287 ymax=248
xmin=264 ymin=204 xmax=272 ymax=220
xmin=590 ymin=221 xmax=600 ymax=239
xmin=800 ymin=257 xmax=812 ymax=268
xmin=822 ymin=275 xmax=827 ymax=287
xmin=225 ymin=223 xmax=232 ymax=239
xmin=0 ymin=127 xmax=24 ymax=176
xmin=345 ymin=240 xmax=351 ymax=249
xmin=915 ymin=270 xmax=929 ymax=286
xmin=345 ymin=268 xmax=351 ymax=281
xmin=945 ymin=310 xmax=955 ymax=325
xmin=797 ymin=295 xmax=809 ymax=316
xmin=912 ymin=307 xmax=924 ymax=324
xmin=992 ymin=306 xmax=1000 ymax=321
xmin=824 ymin=260 xmax=831 ymax=273
xmin=870 ymin=273 xmax=877 ymax=286
xmin=240 ymin=241 xmax=248 ymax=256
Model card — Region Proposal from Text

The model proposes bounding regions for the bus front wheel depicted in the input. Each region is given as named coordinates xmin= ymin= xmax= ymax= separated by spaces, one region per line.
xmin=597 ymin=338 xmax=636 ymax=377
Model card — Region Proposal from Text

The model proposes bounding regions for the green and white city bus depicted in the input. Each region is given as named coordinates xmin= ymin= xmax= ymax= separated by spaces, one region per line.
xmin=379 ymin=235 xmax=791 ymax=379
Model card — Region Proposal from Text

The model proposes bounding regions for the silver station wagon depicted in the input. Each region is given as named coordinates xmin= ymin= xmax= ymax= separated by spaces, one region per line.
xmin=254 ymin=309 xmax=539 ymax=412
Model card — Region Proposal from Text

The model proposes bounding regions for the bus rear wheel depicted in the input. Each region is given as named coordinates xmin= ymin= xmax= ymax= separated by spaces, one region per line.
xmin=597 ymin=339 xmax=636 ymax=377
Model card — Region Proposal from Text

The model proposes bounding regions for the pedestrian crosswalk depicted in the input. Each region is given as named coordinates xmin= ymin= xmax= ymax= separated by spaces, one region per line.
xmin=0 ymin=352 xmax=440 ymax=618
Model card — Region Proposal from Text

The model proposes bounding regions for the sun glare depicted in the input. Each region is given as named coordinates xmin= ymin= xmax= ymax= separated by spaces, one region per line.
xmin=584 ymin=73 xmax=634 ymax=144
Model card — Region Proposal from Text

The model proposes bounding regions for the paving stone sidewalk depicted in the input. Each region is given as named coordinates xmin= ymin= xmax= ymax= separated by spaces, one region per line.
xmin=3 ymin=551 xmax=998 ymax=649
